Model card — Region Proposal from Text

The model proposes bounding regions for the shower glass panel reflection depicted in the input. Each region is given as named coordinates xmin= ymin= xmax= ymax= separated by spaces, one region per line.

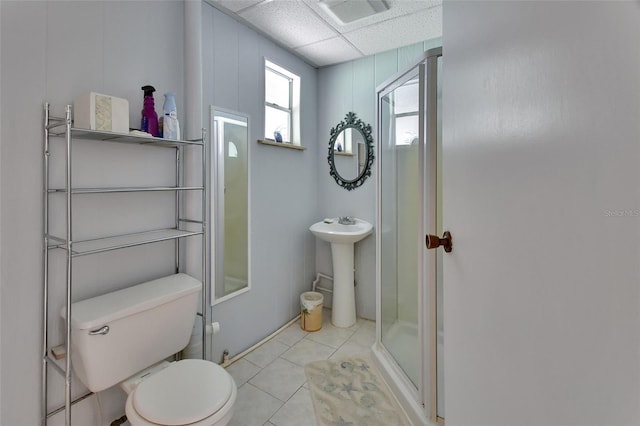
xmin=380 ymin=71 xmax=421 ymax=388
xmin=211 ymin=109 xmax=249 ymax=302
xmin=375 ymin=48 xmax=443 ymax=423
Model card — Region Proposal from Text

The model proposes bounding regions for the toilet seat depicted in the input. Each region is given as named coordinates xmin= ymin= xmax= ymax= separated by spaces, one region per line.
xmin=125 ymin=359 xmax=237 ymax=426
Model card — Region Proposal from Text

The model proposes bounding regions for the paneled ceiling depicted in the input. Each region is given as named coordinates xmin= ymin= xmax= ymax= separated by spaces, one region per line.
xmin=207 ymin=0 xmax=442 ymax=67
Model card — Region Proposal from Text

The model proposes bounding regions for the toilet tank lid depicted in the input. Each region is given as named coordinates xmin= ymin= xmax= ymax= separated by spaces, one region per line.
xmin=61 ymin=273 xmax=201 ymax=330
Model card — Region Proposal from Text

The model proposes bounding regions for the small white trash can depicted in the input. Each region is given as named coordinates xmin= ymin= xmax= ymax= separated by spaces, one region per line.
xmin=300 ymin=291 xmax=323 ymax=332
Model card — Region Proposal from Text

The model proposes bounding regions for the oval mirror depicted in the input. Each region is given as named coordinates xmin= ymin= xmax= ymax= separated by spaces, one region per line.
xmin=328 ymin=112 xmax=374 ymax=191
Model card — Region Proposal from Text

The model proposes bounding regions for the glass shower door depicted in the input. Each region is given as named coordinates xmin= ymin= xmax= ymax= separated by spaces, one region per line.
xmin=377 ymin=48 xmax=443 ymax=421
xmin=379 ymin=70 xmax=422 ymax=388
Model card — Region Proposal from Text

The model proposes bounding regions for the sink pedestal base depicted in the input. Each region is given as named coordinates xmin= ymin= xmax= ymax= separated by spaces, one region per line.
xmin=331 ymin=243 xmax=356 ymax=328
xmin=309 ymin=217 xmax=372 ymax=328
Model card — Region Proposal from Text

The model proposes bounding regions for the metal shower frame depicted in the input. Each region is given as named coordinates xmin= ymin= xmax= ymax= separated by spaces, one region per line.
xmin=373 ymin=47 xmax=443 ymax=425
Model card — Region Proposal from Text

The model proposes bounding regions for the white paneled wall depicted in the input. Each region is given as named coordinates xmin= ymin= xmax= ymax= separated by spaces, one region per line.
xmin=316 ymin=38 xmax=441 ymax=320
xmin=0 ymin=0 xmax=435 ymax=423
xmin=0 ymin=1 xmax=184 ymax=425
xmin=202 ymin=4 xmax=319 ymax=364
xmin=0 ymin=1 xmax=319 ymax=423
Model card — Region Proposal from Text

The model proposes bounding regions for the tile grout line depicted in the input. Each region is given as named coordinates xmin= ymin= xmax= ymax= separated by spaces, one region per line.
xmin=229 ymin=313 xmax=377 ymax=426
xmin=266 ymin=319 xmax=350 ymax=425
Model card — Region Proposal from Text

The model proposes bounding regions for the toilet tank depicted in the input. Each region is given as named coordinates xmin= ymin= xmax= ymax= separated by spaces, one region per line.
xmin=63 ymin=273 xmax=201 ymax=393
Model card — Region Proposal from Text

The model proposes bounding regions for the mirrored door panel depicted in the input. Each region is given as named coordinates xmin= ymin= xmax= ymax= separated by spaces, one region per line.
xmin=211 ymin=108 xmax=250 ymax=303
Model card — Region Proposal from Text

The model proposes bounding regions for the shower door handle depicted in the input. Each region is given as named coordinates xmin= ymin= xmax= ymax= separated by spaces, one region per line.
xmin=426 ymin=231 xmax=452 ymax=253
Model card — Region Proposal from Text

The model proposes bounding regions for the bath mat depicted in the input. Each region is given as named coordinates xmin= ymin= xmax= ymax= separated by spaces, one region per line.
xmin=305 ymin=357 xmax=408 ymax=426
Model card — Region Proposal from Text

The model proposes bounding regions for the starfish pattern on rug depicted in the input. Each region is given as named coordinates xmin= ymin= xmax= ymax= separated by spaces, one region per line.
xmin=305 ymin=357 xmax=409 ymax=426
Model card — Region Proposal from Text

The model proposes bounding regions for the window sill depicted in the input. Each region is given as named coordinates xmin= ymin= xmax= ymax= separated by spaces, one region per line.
xmin=335 ymin=151 xmax=354 ymax=157
xmin=257 ymin=139 xmax=306 ymax=151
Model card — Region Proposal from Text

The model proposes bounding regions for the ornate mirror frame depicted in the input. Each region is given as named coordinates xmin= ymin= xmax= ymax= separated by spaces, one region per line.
xmin=327 ymin=112 xmax=375 ymax=191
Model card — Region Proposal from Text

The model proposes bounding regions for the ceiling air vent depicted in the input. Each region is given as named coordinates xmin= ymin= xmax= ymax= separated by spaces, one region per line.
xmin=320 ymin=0 xmax=390 ymax=25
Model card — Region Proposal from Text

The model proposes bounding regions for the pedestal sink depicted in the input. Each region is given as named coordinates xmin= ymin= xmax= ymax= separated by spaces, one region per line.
xmin=310 ymin=218 xmax=373 ymax=327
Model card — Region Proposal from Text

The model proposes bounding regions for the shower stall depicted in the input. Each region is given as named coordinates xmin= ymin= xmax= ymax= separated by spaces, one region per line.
xmin=373 ymin=48 xmax=443 ymax=424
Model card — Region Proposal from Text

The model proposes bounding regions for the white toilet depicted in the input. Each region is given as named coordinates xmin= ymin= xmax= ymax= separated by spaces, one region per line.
xmin=65 ymin=273 xmax=237 ymax=426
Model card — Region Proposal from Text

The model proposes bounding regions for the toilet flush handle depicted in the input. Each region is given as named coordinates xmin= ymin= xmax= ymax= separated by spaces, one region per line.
xmin=426 ymin=231 xmax=453 ymax=253
xmin=88 ymin=325 xmax=110 ymax=336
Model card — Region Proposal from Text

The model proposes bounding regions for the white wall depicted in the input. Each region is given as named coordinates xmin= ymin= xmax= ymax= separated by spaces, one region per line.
xmin=0 ymin=1 xmax=439 ymax=423
xmin=201 ymin=4 xmax=319 ymax=363
xmin=316 ymin=39 xmax=441 ymax=320
xmin=0 ymin=1 xmax=320 ymax=423
xmin=443 ymin=2 xmax=640 ymax=424
xmin=0 ymin=1 xmax=186 ymax=424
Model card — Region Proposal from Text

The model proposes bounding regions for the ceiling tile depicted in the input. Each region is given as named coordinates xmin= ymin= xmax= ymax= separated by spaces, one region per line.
xmin=207 ymin=0 xmax=443 ymax=67
xmin=239 ymin=1 xmax=338 ymax=49
xmin=343 ymin=5 xmax=442 ymax=56
xmin=295 ymin=36 xmax=363 ymax=67
xmin=209 ymin=0 xmax=264 ymax=13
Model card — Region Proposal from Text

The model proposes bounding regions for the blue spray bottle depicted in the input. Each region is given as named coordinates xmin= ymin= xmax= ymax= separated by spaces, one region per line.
xmin=162 ymin=93 xmax=181 ymax=140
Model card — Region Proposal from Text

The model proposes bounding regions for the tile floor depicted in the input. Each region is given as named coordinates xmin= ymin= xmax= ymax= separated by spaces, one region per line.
xmin=225 ymin=308 xmax=376 ymax=426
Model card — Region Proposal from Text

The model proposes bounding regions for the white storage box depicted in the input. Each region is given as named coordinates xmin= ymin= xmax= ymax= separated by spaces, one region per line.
xmin=74 ymin=92 xmax=129 ymax=133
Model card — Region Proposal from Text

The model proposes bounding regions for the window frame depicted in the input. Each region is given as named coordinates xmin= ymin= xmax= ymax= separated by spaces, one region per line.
xmin=264 ymin=59 xmax=300 ymax=146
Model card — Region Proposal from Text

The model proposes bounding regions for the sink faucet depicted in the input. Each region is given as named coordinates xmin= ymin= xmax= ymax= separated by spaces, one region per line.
xmin=338 ymin=216 xmax=356 ymax=225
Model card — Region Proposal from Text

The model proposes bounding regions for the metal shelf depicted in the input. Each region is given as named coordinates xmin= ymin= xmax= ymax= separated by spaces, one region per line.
xmin=46 ymin=353 xmax=67 ymax=376
xmin=47 ymin=228 xmax=203 ymax=257
xmin=49 ymin=127 xmax=204 ymax=147
xmin=42 ymin=103 xmax=209 ymax=426
xmin=48 ymin=186 xmax=204 ymax=194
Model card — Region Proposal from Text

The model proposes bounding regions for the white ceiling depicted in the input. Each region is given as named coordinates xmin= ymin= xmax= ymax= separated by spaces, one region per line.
xmin=207 ymin=0 xmax=442 ymax=67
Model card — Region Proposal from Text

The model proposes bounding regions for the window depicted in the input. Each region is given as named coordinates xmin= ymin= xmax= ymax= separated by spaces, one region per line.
xmin=394 ymin=78 xmax=419 ymax=146
xmin=333 ymin=128 xmax=353 ymax=155
xmin=264 ymin=60 xmax=300 ymax=145
xmin=228 ymin=141 xmax=238 ymax=158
